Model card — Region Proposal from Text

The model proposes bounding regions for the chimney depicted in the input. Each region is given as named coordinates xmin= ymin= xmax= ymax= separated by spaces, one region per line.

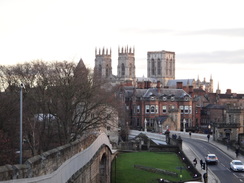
xmin=226 ymin=89 xmax=232 ymax=94
xmin=176 ymin=82 xmax=183 ymax=89
xmin=157 ymin=81 xmax=161 ymax=88
xmin=189 ymin=86 xmax=193 ymax=93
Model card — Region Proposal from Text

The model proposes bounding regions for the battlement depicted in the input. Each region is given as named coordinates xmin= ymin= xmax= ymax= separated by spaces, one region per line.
xmin=118 ymin=46 xmax=135 ymax=55
xmin=95 ymin=47 xmax=111 ymax=56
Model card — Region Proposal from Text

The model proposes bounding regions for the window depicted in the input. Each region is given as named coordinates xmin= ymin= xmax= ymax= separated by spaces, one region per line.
xmin=157 ymin=59 xmax=161 ymax=75
xmin=180 ymin=106 xmax=184 ymax=114
xmin=189 ymin=106 xmax=192 ymax=114
xmin=129 ymin=63 xmax=132 ymax=76
xmin=145 ymin=105 xmax=150 ymax=113
xmin=162 ymin=106 xmax=167 ymax=113
xmin=107 ymin=126 xmax=111 ymax=131
xmin=134 ymin=106 xmax=137 ymax=114
xmin=151 ymin=59 xmax=155 ymax=75
xmin=184 ymin=106 xmax=189 ymax=114
xmin=137 ymin=118 xmax=140 ymax=126
xmin=171 ymin=96 xmax=175 ymax=101
xmin=163 ymin=96 xmax=167 ymax=101
xmin=151 ymin=105 xmax=155 ymax=113
xmin=137 ymin=105 xmax=140 ymax=113
xmin=156 ymin=105 xmax=158 ymax=113
xmin=121 ymin=63 xmax=125 ymax=76
xmin=106 ymin=64 xmax=109 ymax=77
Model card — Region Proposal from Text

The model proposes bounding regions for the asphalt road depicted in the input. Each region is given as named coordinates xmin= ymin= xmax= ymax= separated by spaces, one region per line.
xmin=183 ymin=137 xmax=244 ymax=183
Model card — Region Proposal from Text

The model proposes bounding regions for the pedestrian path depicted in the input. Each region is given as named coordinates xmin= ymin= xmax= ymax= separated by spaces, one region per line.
xmin=180 ymin=132 xmax=244 ymax=183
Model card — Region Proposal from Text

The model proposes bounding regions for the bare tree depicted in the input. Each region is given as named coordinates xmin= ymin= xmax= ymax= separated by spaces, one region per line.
xmin=0 ymin=60 xmax=120 ymax=160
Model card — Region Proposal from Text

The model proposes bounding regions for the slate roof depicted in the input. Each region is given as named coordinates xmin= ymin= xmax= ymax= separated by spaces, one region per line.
xmin=123 ymin=87 xmax=191 ymax=99
xmin=155 ymin=116 xmax=168 ymax=123
xmin=167 ymin=79 xmax=195 ymax=87
xmin=204 ymin=104 xmax=225 ymax=109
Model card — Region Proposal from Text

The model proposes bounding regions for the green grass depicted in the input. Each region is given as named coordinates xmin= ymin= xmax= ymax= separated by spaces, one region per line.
xmin=112 ymin=152 xmax=193 ymax=183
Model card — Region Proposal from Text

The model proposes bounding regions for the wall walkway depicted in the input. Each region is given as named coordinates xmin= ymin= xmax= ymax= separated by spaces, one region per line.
xmin=0 ymin=133 xmax=113 ymax=183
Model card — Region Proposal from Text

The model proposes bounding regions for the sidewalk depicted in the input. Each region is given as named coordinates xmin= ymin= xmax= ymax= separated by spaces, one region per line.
xmin=181 ymin=132 xmax=244 ymax=183
xmin=182 ymin=141 xmax=219 ymax=183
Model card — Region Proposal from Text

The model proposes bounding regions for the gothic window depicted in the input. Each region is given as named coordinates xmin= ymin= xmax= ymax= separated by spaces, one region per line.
xmin=106 ymin=64 xmax=109 ymax=77
xmin=166 ymin=59 xmax=168 ymax=75
xmin=170 ymin=59 xmax=173 ymax=75
xmin=129 ymin=63 xmax=132 ymax=76
xmin=121 ymin=63 xmax=125 ymax=76
xmin=157 ymin=59 xmax=161 ymax=75
xmin=99 ymin=64 xmax=102 ymax=76
xmin=151 ymin=59 xmax=155 ymax=75
xmin=150 ymin=105 xmax=155 ymax=113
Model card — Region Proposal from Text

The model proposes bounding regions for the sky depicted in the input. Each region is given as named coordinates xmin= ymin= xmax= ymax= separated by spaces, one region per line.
xmin=0 ymin=0 xmax=244 ymax=93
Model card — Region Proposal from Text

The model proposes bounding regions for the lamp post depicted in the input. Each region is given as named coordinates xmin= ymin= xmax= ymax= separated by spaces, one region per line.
xmin=183 ymin=119 xmax=186 ymax=133
xmin=19 ymin=83 xmax=24 ymax=164
xmin=144 ymin=118 xmax=147 ymax=133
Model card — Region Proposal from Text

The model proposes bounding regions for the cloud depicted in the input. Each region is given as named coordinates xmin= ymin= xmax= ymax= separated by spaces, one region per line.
xmin=177 ymin=49 xmax=244 ymax=64
xmin=176 ymin=28 xmax=244 ymax=37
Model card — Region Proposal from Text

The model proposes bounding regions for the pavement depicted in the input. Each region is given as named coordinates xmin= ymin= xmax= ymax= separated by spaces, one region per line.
xmin=180 ymin=132 xmax=244 ymax=183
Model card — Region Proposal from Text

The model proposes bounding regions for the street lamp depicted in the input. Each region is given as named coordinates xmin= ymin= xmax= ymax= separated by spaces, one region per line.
xmin=19 ymin=83 xmax=25 ymax=164
xmin=208 ymin=124 xmax=211 ymax=134
xmin=183 ymin=119 xmax=186 ymax=133
xmin=144 ymin=118 xmax=147 ymax=133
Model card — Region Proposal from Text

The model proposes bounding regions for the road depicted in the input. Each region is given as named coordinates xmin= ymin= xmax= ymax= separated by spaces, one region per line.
xmin=183 ymin=137 xmax=244 ymax=183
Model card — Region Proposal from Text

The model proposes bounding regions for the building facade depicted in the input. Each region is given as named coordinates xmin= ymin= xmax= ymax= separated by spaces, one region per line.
xmin=121 ymin=86 xmax=194 ymax=132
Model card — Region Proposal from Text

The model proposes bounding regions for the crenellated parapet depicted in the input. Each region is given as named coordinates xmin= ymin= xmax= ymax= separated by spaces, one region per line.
xmin=95 ymin=47 xmax=112 ymax=56
xmin=118 ymin=46 xmax=135 ymax=55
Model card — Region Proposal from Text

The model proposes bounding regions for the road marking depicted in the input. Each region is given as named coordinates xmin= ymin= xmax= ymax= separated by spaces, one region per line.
xmin=227 ymin=168 xmax=232 ymax=172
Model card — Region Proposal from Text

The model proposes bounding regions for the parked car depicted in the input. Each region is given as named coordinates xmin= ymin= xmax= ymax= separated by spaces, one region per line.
xmin=205 ymin=154 xmax=218 ymax=164
xmin=230 ymin=160 xmax=244 ymax=172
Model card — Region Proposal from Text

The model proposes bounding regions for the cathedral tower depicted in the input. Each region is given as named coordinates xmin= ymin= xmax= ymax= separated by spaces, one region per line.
xmin=94 ymin=48 xmax=112 ymax=78
xmin=147 ymin=50 xmax=175 ymax=86
xmin=117 ymin=46 xmax=136 ymax=81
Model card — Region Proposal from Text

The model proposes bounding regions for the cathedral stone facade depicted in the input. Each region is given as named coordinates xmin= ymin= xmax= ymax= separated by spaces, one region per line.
xmin=147 ymin=50 xmax=175 ymax=86
xmin=94 ymin=48 xmax=112 ymax=78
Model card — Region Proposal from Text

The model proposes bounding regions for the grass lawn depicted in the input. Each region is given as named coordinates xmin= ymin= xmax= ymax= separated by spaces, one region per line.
xmin=112 ymin=152 xmax=193 ymax=183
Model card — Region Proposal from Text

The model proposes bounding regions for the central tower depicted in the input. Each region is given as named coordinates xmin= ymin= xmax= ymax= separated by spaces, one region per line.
xmin=147 ymin=50 xmax=175 ymax=86
xmin=117 ymin=46 xmax=135 ymax=82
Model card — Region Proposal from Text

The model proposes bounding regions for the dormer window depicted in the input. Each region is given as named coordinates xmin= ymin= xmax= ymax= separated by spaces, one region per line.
xmin=171 ymin=96 xmax=175 ymax=101
xmin=151 ymin=96 xmax=155 ymax=100
xmin=184 ymin=96 xmax=189 ymax=101
xmin=163 ymin=96 xmax=167 ymax=101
